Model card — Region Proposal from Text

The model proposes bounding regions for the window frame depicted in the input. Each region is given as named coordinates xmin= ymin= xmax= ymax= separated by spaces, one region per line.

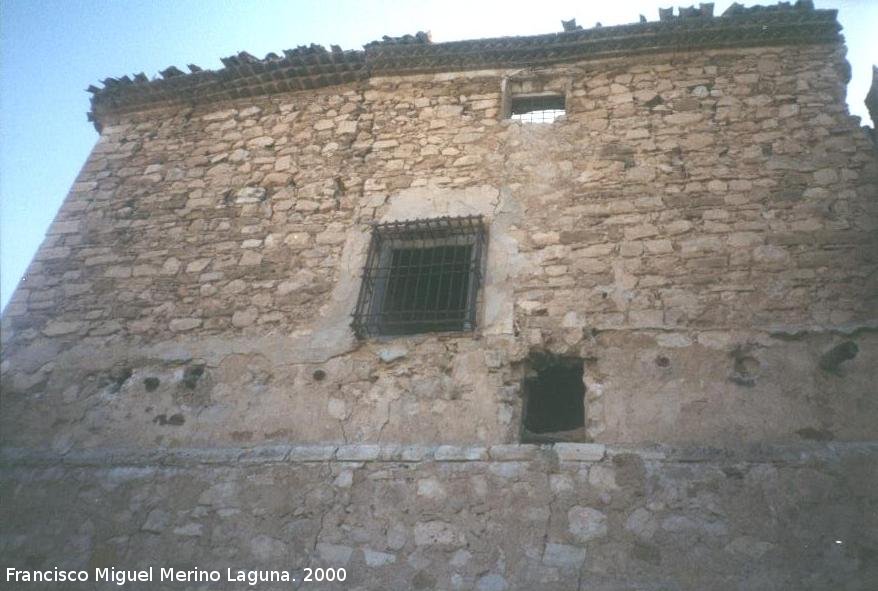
xmin=351 ymin=215 xmax=487 ymax=339
xmin=508 ymin=93 xmax=567 ymax=123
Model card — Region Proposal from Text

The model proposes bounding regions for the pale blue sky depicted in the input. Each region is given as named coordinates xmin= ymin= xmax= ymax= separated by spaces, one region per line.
xmin=1 ymin=0 xmax=876 ymax=309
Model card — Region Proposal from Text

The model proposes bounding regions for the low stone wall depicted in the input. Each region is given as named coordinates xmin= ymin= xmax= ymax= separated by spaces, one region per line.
xmin=2 ymin=442 xmax=876 ymax=590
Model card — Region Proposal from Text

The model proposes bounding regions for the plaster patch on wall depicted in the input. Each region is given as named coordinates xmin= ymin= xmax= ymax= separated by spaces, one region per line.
xmin=377 ymin=185 xmax=521 ymax=336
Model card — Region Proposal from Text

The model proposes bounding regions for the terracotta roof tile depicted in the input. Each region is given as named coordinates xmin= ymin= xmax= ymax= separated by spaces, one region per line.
xmin=87 ymin=0 xmax=839 ymax=128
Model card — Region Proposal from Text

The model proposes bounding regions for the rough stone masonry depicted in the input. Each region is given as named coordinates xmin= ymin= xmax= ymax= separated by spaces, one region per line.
xmin=1 ymin=2 xmax=877 ymax=589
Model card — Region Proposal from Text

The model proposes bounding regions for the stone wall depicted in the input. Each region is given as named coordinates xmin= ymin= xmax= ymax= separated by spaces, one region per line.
xmin=2 ymin=43 xmax=877 ymax=449
xmin=2 ymin=442 xmax=876 ymax=590
xmin=1 ymin=24 xmax=877 ymax=589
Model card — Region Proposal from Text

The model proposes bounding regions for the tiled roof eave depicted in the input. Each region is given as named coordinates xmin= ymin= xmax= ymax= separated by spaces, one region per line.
xmin=365 ymin=10 xmax=838 ymax=58
xmin=87 ymin=8 xmax=842 ymax=126
xmin=369 ymin=38 xmax=840 ymax=79
xmin=368 ymin=25 xmax=840 ymax=75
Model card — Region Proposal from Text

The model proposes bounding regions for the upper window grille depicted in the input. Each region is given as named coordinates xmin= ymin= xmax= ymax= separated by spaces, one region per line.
xmin=510 ymin=95 xmax=566 ymax=123
xmin=352 ymin=215 xmax=487 ymax=338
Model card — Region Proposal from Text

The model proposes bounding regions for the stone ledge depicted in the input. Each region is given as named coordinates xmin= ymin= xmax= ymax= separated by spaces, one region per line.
xmin=554 ymin=443 xmax=607 ymax=462
xmin=2 ymin=441 xmax=876 ymax=468
xmin=287 ymin=445 xmax=337 ymax=461
xmin=488 ymin=444 xmax=545 ymax=461
xmin=336 ymin=444 xmax=382 ymax=461
xmin=434 ymin=445 xmax=489 ymax=461
xmin=237 ymin=445 xmax=292 ymax=463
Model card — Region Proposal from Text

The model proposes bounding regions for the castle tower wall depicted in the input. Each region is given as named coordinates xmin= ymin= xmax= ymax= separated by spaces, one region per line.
xmin=2 ymin=5 xmax=877 ymax=587
xmin=3 ymin=42 xmax=876 ymax=450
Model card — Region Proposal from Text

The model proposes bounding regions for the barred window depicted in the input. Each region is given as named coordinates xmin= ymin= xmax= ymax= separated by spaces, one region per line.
xmin=510 ymin=94 xmax=566 ymax=123
xmin=352 ymin=215 xmax=487 ymax=338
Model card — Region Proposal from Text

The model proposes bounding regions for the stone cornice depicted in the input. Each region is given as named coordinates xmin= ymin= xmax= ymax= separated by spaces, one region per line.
xmin=3 ymin=441 xmax=877 ymax=468
xmin=87 ymin=1 xmax=841 ymax=128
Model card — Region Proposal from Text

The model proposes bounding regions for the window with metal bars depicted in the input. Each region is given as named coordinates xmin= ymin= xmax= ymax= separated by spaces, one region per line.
xmin=510 ymin=94 xmax=566 ymax=123
xmin=352 ymin=215 xmax=487 ymax=338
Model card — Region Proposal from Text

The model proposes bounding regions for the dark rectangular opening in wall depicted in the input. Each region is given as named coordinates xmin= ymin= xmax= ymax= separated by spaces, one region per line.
xmin=521 ymin=353 xmax=585 ymax=443
xmin=510 ymin=95 xmax=566 ymax=123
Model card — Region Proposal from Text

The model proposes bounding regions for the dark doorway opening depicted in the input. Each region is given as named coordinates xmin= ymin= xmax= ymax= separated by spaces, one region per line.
xmin=521 ymin=353 xmax=585 ymax=443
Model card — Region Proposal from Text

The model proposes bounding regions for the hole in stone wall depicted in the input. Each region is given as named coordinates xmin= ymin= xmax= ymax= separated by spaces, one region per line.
xmin=105 ymin=366 xmax=132 ymax=394
xmin=153 ymin=413 xmax=185 ymax=426
xmin=728 ymin=344 xmax=760 ymax=387
xmin=181 ymin=365 xmax=205 ymax=390
xmin=644 ymin=94 xmax=664 ymax=108
xmin=819 ymin=341 xmax=858 ymax=375
xmin=521 ymin=352 xmax=585 ymax=443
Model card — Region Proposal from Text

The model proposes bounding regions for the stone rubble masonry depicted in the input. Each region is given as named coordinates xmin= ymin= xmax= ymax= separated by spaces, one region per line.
xmin=1 ymin=442 xmax=875 ymax=590
xmin=1 ymin=4 xmax=877 ymax=588
xmin=2 ymin=38 xmax=876 ymax=450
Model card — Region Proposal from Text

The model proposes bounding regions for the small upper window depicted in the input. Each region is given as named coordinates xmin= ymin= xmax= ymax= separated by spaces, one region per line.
xmin=510 ymin=95 xmax=566 ymax=123
xmin=352 ymin=215 xmax=487 ymax=338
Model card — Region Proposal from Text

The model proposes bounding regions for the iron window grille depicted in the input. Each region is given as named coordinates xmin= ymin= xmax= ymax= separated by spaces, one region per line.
xmin=352 ymin=215 xmax=487 ymax=338
xmin=510 ymin=94 xmax=566 ymax=123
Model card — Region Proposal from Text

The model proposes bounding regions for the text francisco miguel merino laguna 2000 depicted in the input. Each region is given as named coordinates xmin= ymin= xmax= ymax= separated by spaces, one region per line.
xmin=5 ymin=566 xmax=317 ymax=586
